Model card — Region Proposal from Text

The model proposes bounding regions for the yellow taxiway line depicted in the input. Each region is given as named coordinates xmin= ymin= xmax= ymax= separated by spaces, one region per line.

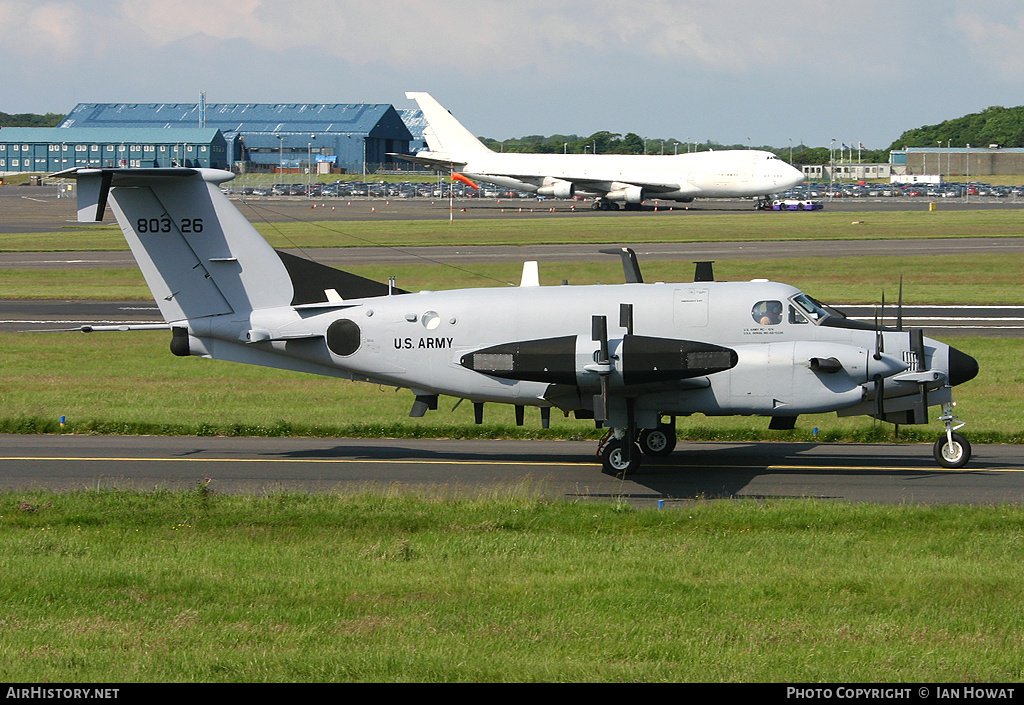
xmin=0 ymin=456 xmax=1019 ymax=472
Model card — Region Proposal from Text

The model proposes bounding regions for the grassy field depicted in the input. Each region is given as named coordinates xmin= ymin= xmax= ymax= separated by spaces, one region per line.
xmin=6 ymin=207 xmax=1024 ymax=252
xmin=4 ymin=252 xmax=1024 ymax=304
xmin=0 ymin=331 xmax=1018 ymax=443
xmin=2 ymin=490 xmax=1023 ymax=682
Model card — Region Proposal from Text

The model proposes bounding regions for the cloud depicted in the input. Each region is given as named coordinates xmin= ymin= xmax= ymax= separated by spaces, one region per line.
xmin=952 ymin=9 xmax=1024 ymax=77
xmin=0 ymin=0 xmax=898 ymax=76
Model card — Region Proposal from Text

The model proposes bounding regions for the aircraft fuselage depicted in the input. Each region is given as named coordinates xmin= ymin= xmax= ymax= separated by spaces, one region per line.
xmin=453 ymin=149 xmax=803 ymax=201
xmin=185 ymin=279 xmax=974 ymax=432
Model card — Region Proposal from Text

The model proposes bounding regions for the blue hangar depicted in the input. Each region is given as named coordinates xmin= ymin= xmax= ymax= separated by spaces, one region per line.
xmin=0 ymin=127 xmax=228 ymax=173
xmin=59 ymin=102 xmax=415 ymax=174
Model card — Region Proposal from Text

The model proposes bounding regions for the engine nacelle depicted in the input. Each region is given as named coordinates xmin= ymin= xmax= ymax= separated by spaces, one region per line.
xmin=536 ymin=180 xmax=575 ymax=198
xmin=605 ymin=185 xmax=645 ymax=204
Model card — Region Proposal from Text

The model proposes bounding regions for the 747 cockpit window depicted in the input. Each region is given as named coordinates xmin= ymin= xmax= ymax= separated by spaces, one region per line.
xmin=791 ymin=294 xmax=829 ymax=324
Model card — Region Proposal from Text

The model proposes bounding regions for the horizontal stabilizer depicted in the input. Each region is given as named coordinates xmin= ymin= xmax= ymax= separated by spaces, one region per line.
xmin=52 ymin=167 xmax=202 ymax=223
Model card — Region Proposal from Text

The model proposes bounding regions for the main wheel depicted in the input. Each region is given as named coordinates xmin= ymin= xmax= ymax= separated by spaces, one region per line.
xmin=599 ymin=439 xmax=642 ymax=476
xmin=934 ymin=432 xmax=971 ymax=469
xmin=639 ymin=426 xmax=677 ymax=456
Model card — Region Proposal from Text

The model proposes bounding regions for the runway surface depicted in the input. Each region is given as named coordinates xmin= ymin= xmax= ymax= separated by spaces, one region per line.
xmin=1 ymin=434 xmax=1022 ymax=505
xmin=6 ymin=238 xmax=1024 ymax=270
xmin=6 ymin=184 xmax=1024 ymax=232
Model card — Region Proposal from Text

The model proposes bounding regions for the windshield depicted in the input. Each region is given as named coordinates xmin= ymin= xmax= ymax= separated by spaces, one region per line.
xmin=791 ymin=293 xmax=830 ymax=324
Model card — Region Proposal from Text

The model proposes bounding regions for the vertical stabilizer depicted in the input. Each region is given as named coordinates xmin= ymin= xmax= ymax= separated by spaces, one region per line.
xmin=55 ymin=168 xmax=293 ymax=323
xmin=406 ymin=92 xmax=492 ymax=156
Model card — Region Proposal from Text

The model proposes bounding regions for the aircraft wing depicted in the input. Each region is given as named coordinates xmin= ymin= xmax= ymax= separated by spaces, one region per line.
xmin=488 ymin=172 xmax=685 ymax=197
xmin=555 ymin=176 xmax=683 ymax=195
xmin=388 ymin=152 xmax=467 ymax=171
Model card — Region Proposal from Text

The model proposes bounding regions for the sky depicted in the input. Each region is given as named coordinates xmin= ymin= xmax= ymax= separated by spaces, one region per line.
xmin=3 ymin=0 xmax=1024 ymax=150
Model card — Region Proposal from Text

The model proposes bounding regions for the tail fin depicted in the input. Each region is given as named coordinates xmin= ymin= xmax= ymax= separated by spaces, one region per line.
xmin=406 ymin=92 xmax=492 ymax=156
xmin=55 ymin=168 xmax=291 ymax=323
xmin=53 ymin=168 xmax=402 ymax=324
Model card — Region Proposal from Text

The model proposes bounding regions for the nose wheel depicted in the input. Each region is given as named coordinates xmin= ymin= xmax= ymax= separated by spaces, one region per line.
xmin=934 ymin=402 xmax=971 ymax=469
xmin=934 ymin=431 xmax=971 ymax=469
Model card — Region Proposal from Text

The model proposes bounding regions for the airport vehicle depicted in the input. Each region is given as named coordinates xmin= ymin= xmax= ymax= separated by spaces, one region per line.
xmin=395 ymin=92 xmax=805 ymax=210
xmin=53 ymin=166 xmax=978 ymax=474
xmin=765 ymin=198 xmax=823 ymax=211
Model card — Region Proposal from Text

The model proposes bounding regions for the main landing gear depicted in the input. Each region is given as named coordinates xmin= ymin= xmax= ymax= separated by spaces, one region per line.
xmin=594 ymin=404 xmax=973 ymax=475
xmin=597 ymin=418 xmax=677 ymax=476
xmin=592 ymin=199 xmax=643 ymax=211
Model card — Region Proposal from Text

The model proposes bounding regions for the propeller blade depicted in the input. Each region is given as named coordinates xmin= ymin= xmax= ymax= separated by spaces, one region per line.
xmin=874 ymin=374 xmax=885 ymax=418
xmin=897 ymin=275 xmax=904 ymax=331
xmin=621 ymin=398 xmax=637 ymax=465
xmin=873 ymin=305 xmax=882 ymax=360
xmin=592 ymin=315 xmax=609 ymax=364
xmin=591 ymin=314 xmax=610 ymax=422
xmin=911 ymin=328 xmax=926 ymax=372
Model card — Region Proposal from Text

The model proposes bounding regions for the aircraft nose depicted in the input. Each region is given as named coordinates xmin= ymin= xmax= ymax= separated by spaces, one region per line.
xmin=785 ymin=162 xmax=804 ymax=186
xmin=948 ymin=346 xmax=979 ymax=386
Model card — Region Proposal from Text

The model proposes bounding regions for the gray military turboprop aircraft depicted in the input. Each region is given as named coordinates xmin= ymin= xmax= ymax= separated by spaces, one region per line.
xmin=53 ymin=166 xmax=979 ymax=475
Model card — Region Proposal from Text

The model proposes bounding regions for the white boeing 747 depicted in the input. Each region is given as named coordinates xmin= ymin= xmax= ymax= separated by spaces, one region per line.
xmin=398 ymin=92 xmax=804 ymax=210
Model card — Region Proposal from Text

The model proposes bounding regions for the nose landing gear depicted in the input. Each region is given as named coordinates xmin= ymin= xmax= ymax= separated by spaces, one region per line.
xmin=934 ymin=402 xmax=971 ymax=469
xmin=933 ymin=401 xmax=970 ymax=467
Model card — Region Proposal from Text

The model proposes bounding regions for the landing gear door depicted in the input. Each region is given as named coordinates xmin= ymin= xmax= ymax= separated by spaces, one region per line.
xmin=673 ymin=288 xmax=709 ymax=328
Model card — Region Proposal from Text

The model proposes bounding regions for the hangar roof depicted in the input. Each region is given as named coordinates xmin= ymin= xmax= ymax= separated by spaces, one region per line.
xmin=60 ymin=103 xmax=411 ymax=139
xmin=398 ymin=109 xmax=427 ymax=139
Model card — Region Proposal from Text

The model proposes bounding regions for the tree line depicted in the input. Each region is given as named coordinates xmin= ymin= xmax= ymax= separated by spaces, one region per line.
xmin=0 ymin=112 xmax=64 ymax=128
xmin=478 ymin=104 xmax=1024 ymax=163
xmin=887 ymin=105 xmax=1024 ymax=151
xmin=480 ymin=132 xmax=889 ymax=164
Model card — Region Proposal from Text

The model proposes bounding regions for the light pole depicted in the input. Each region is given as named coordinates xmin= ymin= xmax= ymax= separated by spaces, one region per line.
xmin=307 ymin=134 xmax=315 ymax=198
xmin=829 ymin=139 xmax=835 ymax=190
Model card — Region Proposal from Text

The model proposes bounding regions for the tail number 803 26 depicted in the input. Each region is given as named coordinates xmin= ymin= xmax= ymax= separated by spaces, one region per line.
xmin=137 ymin=218 xmax=204 ymax=233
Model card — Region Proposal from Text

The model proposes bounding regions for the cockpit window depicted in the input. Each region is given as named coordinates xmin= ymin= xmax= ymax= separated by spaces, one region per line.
xmin=791 ymin=294 xmax=829 ymax=324
xmin=752 ymin=300 xmax=784 ymax=325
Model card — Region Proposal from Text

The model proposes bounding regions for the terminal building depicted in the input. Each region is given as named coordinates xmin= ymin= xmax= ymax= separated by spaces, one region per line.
xmin=889 ymin=146 xmax=1024 ymax=178
xmin=58 ymin=102 xmax=415 ymax=174
xmin=0 ymin=127 xmax=228 ymax=174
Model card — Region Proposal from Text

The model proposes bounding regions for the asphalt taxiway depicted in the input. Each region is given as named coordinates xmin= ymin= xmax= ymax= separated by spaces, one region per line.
xmin=1 ymin=434 xmax=1022 ymax=505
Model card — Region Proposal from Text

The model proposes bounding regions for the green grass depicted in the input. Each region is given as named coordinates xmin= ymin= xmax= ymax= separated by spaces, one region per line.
xmin=0 ymin=332 xmax=1018 ymax=443
xmin=1 ymin=490 xmax=1023 ymax=682
xmin=6 ymin=207 xmax=1024 ymax=252
xmin=4 ymin=252 xmax=1024 ymax=303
